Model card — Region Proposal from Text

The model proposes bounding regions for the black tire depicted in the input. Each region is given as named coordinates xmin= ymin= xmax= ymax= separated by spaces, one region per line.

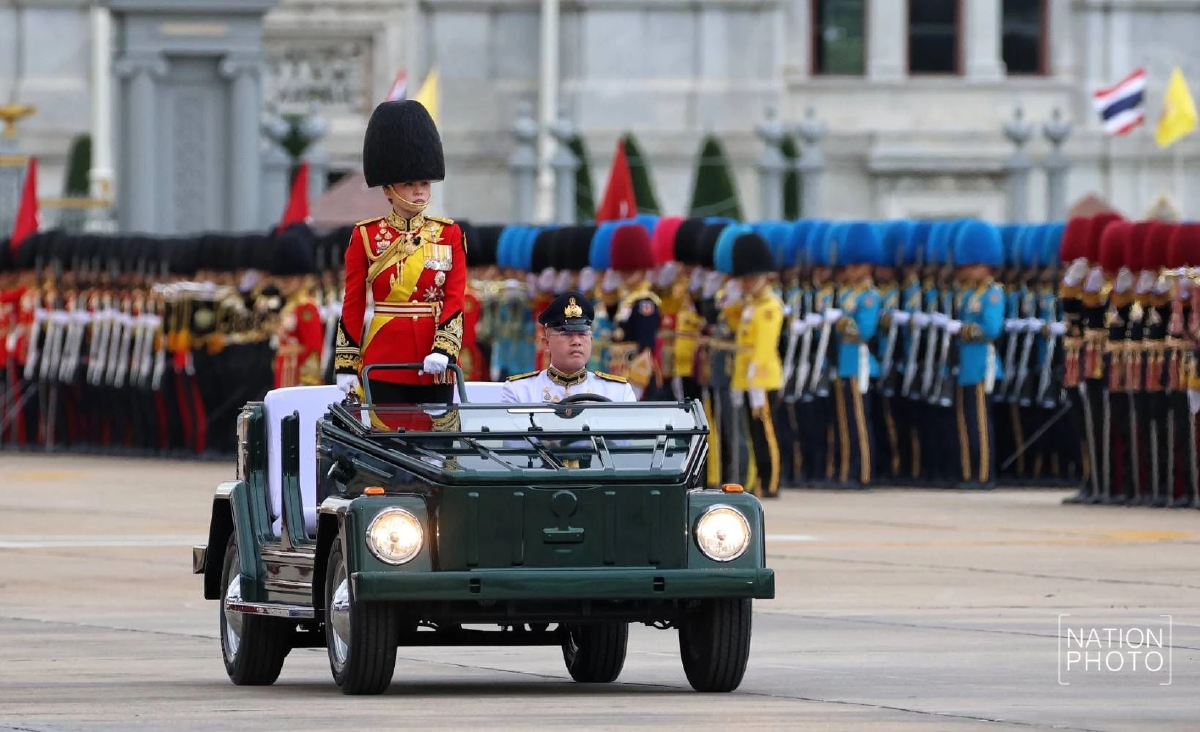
xmin=219 ymin=534 xmax=291 ymax=685
xmin=678 ymin=598 xmax=753 ymax=692
xmin=561 ymin=622 xmax=629 ymax=683
xmin=324 ymin=540 xmax=398 ymax=695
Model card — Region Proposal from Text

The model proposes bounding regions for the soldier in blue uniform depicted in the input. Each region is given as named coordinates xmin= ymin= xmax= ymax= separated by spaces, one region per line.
xmin=802 ymin=221 xmax=837 ymax=486
xmin=894 ymin=221 xmax=931 ymax=483
xmin=829 ymin=222 xmax=882 ymax=488
xmin=949 ymin=221 xmax=1006 ymax=488
xmin=873 ymin=220 xmax=908 ymax=482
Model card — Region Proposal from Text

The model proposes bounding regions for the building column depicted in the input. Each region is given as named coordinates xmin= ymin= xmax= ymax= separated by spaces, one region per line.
xmin=867 ymin=0 xmax=906 ymax=81
xmin=220 ymin=55 xmax=263 ymax=232
xmin=1046 ymin=0 xmax=1074 ymax=78
xmin=114 ymin=52 xmax=168 ymax=233
xmin=964 ymin=0 xmax=1004 ymax=80
xmin=89 ymin=4 xmax=114 ymax=203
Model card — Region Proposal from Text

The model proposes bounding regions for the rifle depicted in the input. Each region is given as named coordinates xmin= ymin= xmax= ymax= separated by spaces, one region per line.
xmin=900 ymin=242 xmax=927 ymax=399
xmin=783 ymin=245 xmax=813 ymax=401
xmin=1036 ymin=254 xmax=1064 ymax=408
xmin=930 ymin=248 xmax=957 ymax=408
xmin=877 ymin=242 xmax=906 ymax=397
xmin=1010 ymin=245 xmax=1040 ymax=405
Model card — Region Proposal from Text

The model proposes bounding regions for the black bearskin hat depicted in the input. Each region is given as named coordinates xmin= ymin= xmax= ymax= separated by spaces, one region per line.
xmin=270 ymin=224 xmax=317 ymax=276
xmin=732 ymin=231 xmax=775 ymax=277
xmin=362 ymin=100 xmax=445 ymax=187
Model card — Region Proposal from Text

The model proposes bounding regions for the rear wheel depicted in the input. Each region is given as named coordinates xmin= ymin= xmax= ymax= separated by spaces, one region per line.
xmin=561 ymin=622 xmax=628 ymax=683
xmin=324 ymin=540 xmax=398 ymax=695
xmin=678 ymin=599 xmax=752 ymax=692
xmin=219 ymin=534 xmax=291 ymax=685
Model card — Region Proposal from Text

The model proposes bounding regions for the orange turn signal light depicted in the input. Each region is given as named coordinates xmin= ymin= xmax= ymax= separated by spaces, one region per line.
xmin=721 ymin=483 xmax=744 ymax=493
xmin=364 ymin=486 xmax=385 ymax=496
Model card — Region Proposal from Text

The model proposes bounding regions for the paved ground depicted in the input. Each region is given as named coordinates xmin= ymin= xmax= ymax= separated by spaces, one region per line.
xmin=1 ymin=453 xmax=1197 ymax=731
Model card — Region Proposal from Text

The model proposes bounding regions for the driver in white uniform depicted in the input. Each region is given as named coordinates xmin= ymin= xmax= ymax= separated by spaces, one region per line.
xmin=501 ymin=291 xmax=639 ymax=404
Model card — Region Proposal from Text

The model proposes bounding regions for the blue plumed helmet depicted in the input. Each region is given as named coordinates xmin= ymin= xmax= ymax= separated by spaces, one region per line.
xmin=714 ymin=223 xmax=755 ymax=275
xmin=589 ymin=221 xmax=621 ymax=270
xmin=1041 ymin=222 xmax=1066 ymax=267
xmin=883 ymin=219 xmax=916 ymax=267
xmin=999 ymin=224 xmax=1022 ymax=268
xmin=925 ymin=222 xmax=951 ymax=266
xmin=496 ymin=225 xmax=520 ymax=268
xmin=1018 ymin=225 xmax=1046 ymax=269
xmin=910 ymin=221 xmax=934 ymax=265
xmin=807 ymin=221 xmax=833 ymax=267
xmin=838 ymin=221 xmax=883 ymax=266
xmin=632 ymin=214 xmax=660 ymax=238
xmin=785 ymin=220 xmax=813 ymax=267
xmin=952 ymin=220 xmax=1003 ymax=268
xmin=517 ymin=226 xmax=542 ymax=271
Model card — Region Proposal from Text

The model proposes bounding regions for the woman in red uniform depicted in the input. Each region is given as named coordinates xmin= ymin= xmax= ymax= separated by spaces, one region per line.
xmin=333 ymin=100 xmax=467 ymax=405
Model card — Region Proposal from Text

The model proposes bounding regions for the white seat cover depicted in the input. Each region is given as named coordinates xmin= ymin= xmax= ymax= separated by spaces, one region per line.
xmin=458 ymin=381 xmax=506 ymax=404
xmin=263 ymin=385 xmax=345 ymax=535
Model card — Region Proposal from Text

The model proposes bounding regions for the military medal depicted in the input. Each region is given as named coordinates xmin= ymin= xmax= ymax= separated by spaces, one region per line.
xmin=434 ymin=271 xmax=446 ymax=287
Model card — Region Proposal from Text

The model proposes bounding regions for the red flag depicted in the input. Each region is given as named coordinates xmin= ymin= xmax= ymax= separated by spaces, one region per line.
xmin=595 ymin=139 xmax=637 ymax=222
xmin=10 ymin=157 xmax=39 ymax=250
xmin=277 ymin=162 xmax=310 ymax=232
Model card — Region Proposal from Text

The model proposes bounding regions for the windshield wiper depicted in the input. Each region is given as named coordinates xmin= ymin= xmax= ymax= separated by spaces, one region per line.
xmin=524 ymin=436 xmax=566 ymax=470
xmin=459 ymin=436 xmax=518 ymax=472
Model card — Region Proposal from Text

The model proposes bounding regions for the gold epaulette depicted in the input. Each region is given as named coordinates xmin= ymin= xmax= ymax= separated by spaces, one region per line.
xmin=594 ymin=371 xmax=627 ymax=383
xmin=506 ymin=371 xmax=539 ymax=381
xmin=425 ymin=214 xmax=455 ymax=225
xmin=354 ymin=215 xmax=385 ymax=227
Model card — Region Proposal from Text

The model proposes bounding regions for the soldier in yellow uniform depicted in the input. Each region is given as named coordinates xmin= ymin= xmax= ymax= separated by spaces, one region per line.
xmin=728 ymin=230 xmax=785 ymax=498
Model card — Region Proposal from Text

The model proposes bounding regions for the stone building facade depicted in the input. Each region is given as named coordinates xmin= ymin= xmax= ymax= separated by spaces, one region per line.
xmin=4 ymin=0 xmax=1200 ymax=230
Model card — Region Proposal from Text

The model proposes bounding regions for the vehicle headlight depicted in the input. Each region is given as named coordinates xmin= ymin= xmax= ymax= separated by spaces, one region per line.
xmin=365 ymin=508 xmax=424 ymax=565
xmin=693 ymin=505 xmax=751 ymax=562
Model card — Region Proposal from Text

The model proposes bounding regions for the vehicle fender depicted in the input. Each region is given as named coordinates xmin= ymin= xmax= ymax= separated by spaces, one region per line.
xmin=685 ymin=491 xmax=768 ymax=569
xmin=201 ymin=490 xmax=234 ymax=600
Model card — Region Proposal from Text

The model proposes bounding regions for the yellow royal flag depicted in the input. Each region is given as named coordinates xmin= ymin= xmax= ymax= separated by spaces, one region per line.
xmin=412 ymin=68 xmax=439 ymax=125
xmin=1155 ymin=67 xmax=1198 ymax=148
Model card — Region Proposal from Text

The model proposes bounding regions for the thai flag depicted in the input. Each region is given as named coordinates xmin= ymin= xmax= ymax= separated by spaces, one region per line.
xmin=1093 ymin=67 xmax=1147 ymax=136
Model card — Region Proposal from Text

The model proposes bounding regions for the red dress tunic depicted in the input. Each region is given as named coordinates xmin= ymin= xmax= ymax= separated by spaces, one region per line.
xmin=335 ymin=212 xmax=468 ymax=386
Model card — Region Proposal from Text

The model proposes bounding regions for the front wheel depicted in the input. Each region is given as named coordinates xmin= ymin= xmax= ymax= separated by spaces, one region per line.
xmin=678 ymin=598 xmax=753 ymax=692
xmin=324 ymin=540 xmax=398 ymax=695
xmin=219 ymin=534 xmax=291 ymax=685
xmin=561 ymin=622 xmax=628 ymax=683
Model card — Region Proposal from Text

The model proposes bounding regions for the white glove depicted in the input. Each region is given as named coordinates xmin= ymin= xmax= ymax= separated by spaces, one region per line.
xmin=336 ymin=373 xmax=360 ymax=394
xmin=1063 ymin=258 xmax=1089 ymax=287
xmin=537 ymin=268 xmax=557 ymax=292
xmin=1004 ymin=319 xmax=1021 ymax=333
xmin=602 ymin=270 xmax=623 ymax=294
xmin=790 ymin=320 xmax=808 ymax=336
xmin=421 ymin=352 xmax=449 ymax=375
xmin=656 ymin=262 xmax=678 ymax=288
xmin=749 ymin=388 xmax=767 ymax=410
xmin=1082 ymin=267 xmax=1105 ymax=294
xmin=1049 ymin=321 xmax=1067 ymax=336
xmin=671 ymin=376 xmax=685 ymax=401
xmin=945 ymin=319 xmax=963 ymax=335
xmin=1114 ymin=268 xmax=1134 ymax=294
xmin=1136 ymin=270 xmax=1156 ymax=295
xmin=824 ymin=308 xmax=843 ymax=323
xmin=1190 ymin=389 xmax=1200 ymax=416
xmin=931 ymin=312 xmax=948 ymax=327
xmin=731 ymin=389 xmax=745 ymax=408
xmin=690 ymin=267 xmax=706 ymax=293
xmin=805 ymin=313 xmax=823 ymax=327
xmin=578 ymin=267 xmax=597 ymax=293
xmin=890 ymin=311 xmax=910 ymax=326
xmin=912 ymin=312 xmax=931 ymax=328
xmin=1154 ymin=276 xmax=1172 ymax=296
xmin=1027 ymin=317 xmax=1046 ymax=332
xmin=702 ymin=271 xmax=724 ymax=299
xmin=720 ymin=281 xmax=743 ymax=308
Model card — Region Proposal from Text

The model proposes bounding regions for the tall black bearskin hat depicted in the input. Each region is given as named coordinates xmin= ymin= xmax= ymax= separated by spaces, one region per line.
xmin=169 ymin=237 xmax=198 ymax=276
xmin=362 ymin=100 xmax=445 ymax=187
xmin=270 ymin=223 xmax=318 ymax=276
xmin=531 ymin=227 xmax=558 ymax=272
xmin=569 ymin=225 xmax=596 ymax=271
xmin=239 ymin=233 xmax=271 ymax=272
xmin=0 ymin=241 xmax=11 ymax=273
xmin=731 ymin=231 xmax=775 ymax=277
xmin=697 ymin=223 xmax=728 ymax=270
xmin=673 ymin=218 xmax=706 ymax=265
xmin=467 ymin=224 xmax=502 ymax=268
xmin=13 ymin=233 xmax=39 ymax=271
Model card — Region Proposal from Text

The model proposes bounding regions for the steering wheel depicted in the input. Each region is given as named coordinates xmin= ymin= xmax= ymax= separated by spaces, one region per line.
xmin=556 ymin=393 xmax=611 ymax=418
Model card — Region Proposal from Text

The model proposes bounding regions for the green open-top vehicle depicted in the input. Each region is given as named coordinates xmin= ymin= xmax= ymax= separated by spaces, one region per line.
xmin=193 ymin=364 xmax=775 ymax=694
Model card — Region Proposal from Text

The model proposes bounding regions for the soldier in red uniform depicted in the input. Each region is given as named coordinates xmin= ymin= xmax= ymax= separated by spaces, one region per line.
xmin=271 ymin=225 xmax=326 ymax=389
xmin=333 ymin=100 xmax=467 ymax=406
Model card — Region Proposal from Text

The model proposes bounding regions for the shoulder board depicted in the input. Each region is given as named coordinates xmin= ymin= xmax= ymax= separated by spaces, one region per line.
xmin=355 ymin=216 xmax=384 ymax=227
xmin=506 ymin=371 xmax=539 ymax=382
xmin=594 ymin=371 xmax=627 ymax=383
xmin=425 ymin=215 xmax=455 ymax=225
